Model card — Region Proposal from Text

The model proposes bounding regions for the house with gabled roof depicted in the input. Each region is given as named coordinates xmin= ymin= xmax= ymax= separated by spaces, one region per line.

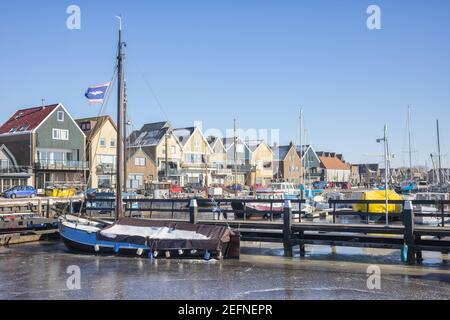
xmin=272 ymin=142 xmax=302 ymax=184
xmin=0 ymin=103 xmax=87 ymax=190
xmin=125 ymin=147 xmax=157 ymax=190
xmin=316 ymin=151 xmax=351 ymax=184
xmin=127 ymin=121 xmax=183 ymax=184
xmin=76 ymin=116 xmax=117 ymax=189
xmin=248 ymin=140 xmax=273 ymax=186
xmin=296 ymin=145 xmax=322 ymax=183
xmin=222 ymin=137 xmax=254 ymax=186
xmin=173 ymin=125 xmax=213 ymax=186
xmin=207 ymin=136 xmax=229 ymax=185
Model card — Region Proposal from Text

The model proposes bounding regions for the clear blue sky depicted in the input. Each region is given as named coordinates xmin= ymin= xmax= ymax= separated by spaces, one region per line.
xmin=1 ymin=0 xmax=449 ymax=168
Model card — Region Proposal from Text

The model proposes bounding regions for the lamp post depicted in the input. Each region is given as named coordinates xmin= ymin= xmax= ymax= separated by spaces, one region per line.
xmin=377 ymin=125 xmax=390 ymax=225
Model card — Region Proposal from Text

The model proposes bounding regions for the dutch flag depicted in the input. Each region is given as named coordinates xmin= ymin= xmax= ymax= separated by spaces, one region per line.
xmin=85 ymin=83 xmax=111 ymax=104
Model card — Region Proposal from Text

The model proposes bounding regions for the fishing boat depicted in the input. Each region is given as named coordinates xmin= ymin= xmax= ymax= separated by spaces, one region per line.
xmin=59 ymin=18 xmax=238 ymax=260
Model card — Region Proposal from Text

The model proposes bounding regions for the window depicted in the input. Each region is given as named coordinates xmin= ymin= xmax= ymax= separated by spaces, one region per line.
xmin=135 ymin=157 xmax=146 ymax=166
xmin=52 ymin=129 xmax=69 ymax=141
xmin=57 ymin=111 xmax=64 ymax=122
xmin=81 ymin=122 xmax=91 ymax=130
xmin=18 ymin=125 xmax=29 ymax=132
xmin=171 ymin=146 xmax=176 ymax=155
xmin=110 ymin=139 xmax=116 ymax=148
xmin=100 ymin=138 xmax=106 ymax=147
xmin=9 ymin=127 xmax=17 ymax=133
xmin=194 ymin=140 xmax=200 ymax=151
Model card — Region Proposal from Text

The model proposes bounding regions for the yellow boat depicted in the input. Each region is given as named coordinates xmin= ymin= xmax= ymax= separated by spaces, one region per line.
xmin=45 ymin=187 xmax=77 ymax=198
xmin=353 ymin=190 xmax=404 ymax=214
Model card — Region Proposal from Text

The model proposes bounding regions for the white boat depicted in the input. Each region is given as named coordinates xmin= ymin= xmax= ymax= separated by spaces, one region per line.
xmin=414 ymin=192 xmax=449 ymax=225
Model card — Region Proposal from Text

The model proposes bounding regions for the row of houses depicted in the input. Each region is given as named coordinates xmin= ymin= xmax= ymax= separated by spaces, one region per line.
xmin=0 ymin=103 xmax=355 ymax=192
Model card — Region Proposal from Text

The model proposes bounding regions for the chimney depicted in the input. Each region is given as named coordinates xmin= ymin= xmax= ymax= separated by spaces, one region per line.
xmin=194 ymin=120 xmax=203 ymax=131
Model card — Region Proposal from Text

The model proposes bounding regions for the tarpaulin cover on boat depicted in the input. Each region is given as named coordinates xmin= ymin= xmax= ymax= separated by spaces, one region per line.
xmin=96 ymin=218 xmax=232 ymax=251
xmin=353 ymin=190 xmax=404 ymax=214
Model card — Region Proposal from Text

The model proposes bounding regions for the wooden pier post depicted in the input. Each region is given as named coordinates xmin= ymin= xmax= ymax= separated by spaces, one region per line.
xmin=46 ymin=199 xmax=50 ymax=218
xmin=283 ymin=200 xmax=293 ymax=257
xmin=189 ymin=199 xmax=198 ymax=224
xmin=37 ymin=200 xmax=42 ymax=217
xmin=403 ymin=200 xmax=416 ymax=265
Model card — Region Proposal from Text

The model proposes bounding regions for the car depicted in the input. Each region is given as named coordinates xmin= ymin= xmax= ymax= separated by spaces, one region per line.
xmin=228 ymin=184 xmax=243 ymax=191
xmin=3 ymin=186 xmax=37 ymax=199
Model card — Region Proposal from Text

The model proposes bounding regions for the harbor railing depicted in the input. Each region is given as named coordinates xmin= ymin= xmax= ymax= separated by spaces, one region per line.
xmin=81 ymin=197 xmax=450 ymax=265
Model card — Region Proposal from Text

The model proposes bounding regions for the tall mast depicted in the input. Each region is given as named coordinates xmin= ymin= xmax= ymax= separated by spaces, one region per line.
xmin=123 ymin=80 xmax=128 ymax=192
xmin=437 ymin=119 xmax=442 ymax=184
xmin=407 ymin=106 xmax=413 ymax=181
xmin=299 ymin=109 xmax=304 ymax=198
xmin=233 ymin=118 xmax=238 ymax=197
xmin=115 ymin=16 xmax=125 ymax=221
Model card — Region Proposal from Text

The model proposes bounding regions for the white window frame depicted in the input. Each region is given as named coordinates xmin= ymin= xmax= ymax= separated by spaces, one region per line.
xmin=52 ymin=129 xmax=69 ymax=141
xmin=100 ymin=138 xmax=106 ymax=147
xmin=110 ymin=139 xmax=116 ymax=148
xmin=57 ymin=111 xmax=64 ymax=122
xmin=135 ymin=157 xmax=146 ymax=166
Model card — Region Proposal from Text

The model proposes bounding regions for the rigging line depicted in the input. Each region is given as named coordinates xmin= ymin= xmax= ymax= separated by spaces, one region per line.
xmin=128 ymin=55 xmax=170 ymax=122
xmin=85 ymin=66 xmax=118 ymax=188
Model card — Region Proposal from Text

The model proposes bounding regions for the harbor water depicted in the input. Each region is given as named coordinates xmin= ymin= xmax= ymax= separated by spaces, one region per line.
xmin=1 ymin=241 xmax=450 ymax=300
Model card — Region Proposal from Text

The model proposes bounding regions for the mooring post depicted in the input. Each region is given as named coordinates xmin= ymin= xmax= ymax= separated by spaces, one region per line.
xmin=37 ymin=200 xmax=42 ymax=217
xmin=46 ymin=199 xmax=50 ymax=218
xmin=189 ymin=199 xmax=198 ymax=224
xmin=283 ymin=200 xmax=293 ymax=257
xmin=403 ymin=200 xmax=416 ymax=265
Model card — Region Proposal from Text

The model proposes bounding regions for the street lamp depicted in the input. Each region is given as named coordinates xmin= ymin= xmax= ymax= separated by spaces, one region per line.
xmin=377 ymin=125 xmax=390 ymax=225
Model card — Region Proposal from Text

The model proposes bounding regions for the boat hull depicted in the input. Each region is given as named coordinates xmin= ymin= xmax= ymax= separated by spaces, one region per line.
xmin=59 ymin=218 xmax=240 ymax=259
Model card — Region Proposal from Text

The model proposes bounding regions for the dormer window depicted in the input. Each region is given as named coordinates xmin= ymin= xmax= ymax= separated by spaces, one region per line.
xmin=81 ymin=122 xmax=91 ymax=131
xmin=57 ymin=111 xmax=64 ymax=122
xmin=19 ymin=125 xmax=29 ymax=132
xmin=9 ymin=127 xmax=17 ymax=133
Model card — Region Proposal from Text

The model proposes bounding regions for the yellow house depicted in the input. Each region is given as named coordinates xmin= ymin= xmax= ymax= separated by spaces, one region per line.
xmin=173 ymin=126 xmax=213 ymax=186
xmin=248 ymin=141 xmax=274 ymax=186
xmin=76 ymin=116 xmax=117 ymax=189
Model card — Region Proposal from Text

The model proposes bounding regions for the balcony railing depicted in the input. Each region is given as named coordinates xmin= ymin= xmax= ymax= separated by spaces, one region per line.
xmin=226 ymin=164 xmax=257 ymax=173
xmin=35 ymin=160 xmax=89 ymax=171
xmin=0 ymin=166 xmax=33 ymax=175
xmin=96 ymin=164 xmax=116 ymax=174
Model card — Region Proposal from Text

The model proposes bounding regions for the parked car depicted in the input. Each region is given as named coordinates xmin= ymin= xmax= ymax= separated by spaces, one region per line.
xmin=3 ymin=186 xmax=37 ymax=199
xmin=227 ymin=184 xmax=243 ymax=191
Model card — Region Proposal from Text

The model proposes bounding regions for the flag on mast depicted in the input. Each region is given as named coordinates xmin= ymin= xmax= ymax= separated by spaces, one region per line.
xmin=85 ymin=83 xmax=111 ymax=104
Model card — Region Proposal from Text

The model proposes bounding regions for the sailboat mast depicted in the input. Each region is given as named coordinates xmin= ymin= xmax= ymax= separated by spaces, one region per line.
xmin=437 ymin=119 xmax=442 ymax=184
xmin=407 ymin=106 xmax=413 ymax=181
xmin=123 ymin=80 xmax=128 ymax=192
xmin=233 ymin=118 xmax=238 ymax=197
xmin=299 ymin=109 xmax=303 ymax=187
xmin=115 ymin=17 xmax=125 ymax=221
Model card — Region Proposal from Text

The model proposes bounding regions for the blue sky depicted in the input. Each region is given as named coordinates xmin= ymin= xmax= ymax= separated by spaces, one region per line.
xmin=1 ymin=0 xmax=449 ymax=168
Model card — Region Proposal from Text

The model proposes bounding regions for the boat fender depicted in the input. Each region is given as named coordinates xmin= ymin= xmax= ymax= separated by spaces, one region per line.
xmin=190 ymin=249 xmax=197 ymax=255
xmin=153 ymin=250 xmax=159 ymax=258
xmin=137 ymin=248 xmax=144 ymax=256
xmin=178 ymin=249 xmax=184 ymax=255
xmin=204 ymin=250 xmax=211 ymax=261
xmin=94 ymin=245 xmax=100 ymax=253
xmin=165 ymin=251 xmax=171 ymax=258
xmin=114 ymin=244 xmax=120 ymax=253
